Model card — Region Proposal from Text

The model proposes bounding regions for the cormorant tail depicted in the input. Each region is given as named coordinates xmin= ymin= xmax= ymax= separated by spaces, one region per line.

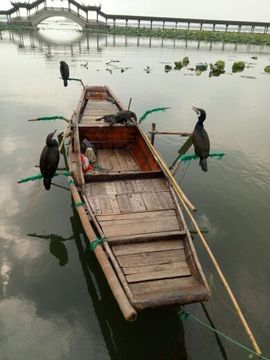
xmin=200 ymin=159 xmax=208 ymax=172
xmin=63 ymin=79 xmax=68 ymax=87
xmin=43 ymin=177 xmax=51 ymax=190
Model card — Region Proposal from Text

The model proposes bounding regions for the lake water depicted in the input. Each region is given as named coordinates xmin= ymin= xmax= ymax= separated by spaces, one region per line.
xmin=0 ymin=28 xmax=270 ymax=360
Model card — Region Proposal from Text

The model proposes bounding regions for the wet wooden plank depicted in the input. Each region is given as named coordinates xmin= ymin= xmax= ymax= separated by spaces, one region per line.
xmin=107 ymin=194 xmax=120 ymax=213
xmin=154 ymin=191 xmax=174 ymax=209
xmin=89 ymin=182 xmax=107 ymax=196
xmin=130 ymin=277 xmax=198 ymax=296
xmin=117 ymin=249 xmax=186 ymax=267
xmin=123 ymin=261 xmax=188 ymax=275
xmin=112 ymin=239 xmax=184 ymax=256
xmin=126 ymin=263 xmax=191 ymax=283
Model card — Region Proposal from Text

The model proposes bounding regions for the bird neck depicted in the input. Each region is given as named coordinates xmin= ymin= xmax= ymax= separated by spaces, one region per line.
xmin=195 ymin=121 xmax=204 ymax=130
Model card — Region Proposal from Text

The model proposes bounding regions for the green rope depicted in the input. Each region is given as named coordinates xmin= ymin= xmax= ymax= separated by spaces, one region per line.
xmin=179 ymin=310 xmax=269 ymax=360
xmin=17 ymin=170 xmax=71 ymax=184
xmin=36 ymin=115 xmax=67 ymax=121
xmin=177 ymin=152 xmax=225 ymax=163
xmin=74 ymin=201 xmax=84 ymax=208
xmin=89 ymin=237 xmax=106 ymax=251
xmin=68 ymin=178 xmax=75 ymax=185
xmin=138 ymin=107 xmax=170 ymax=123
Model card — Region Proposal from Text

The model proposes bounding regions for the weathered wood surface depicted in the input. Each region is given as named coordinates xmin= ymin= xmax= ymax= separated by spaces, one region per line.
xmin=73 ymin=85 xmax=210 ymax=312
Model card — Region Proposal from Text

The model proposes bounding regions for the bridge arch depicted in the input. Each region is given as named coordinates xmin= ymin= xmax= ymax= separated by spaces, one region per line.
xmin=29 ymin=8 xmax=87 ymax=28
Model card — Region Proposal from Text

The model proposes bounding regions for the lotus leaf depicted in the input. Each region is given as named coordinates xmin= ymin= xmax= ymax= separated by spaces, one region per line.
xmin=264 ymin=65 xmax=270 ymax=73
xmin=232 ymin=61 xmax=245 ymax=73
xmin=182 ymin=57 xmax=189 ymax=66
xmin=196 ymin=63 xmax=208 ymax=71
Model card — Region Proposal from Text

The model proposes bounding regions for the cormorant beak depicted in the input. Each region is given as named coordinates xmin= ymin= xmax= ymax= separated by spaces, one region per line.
xmin=192 ymin=106 xmax=200 ymax=115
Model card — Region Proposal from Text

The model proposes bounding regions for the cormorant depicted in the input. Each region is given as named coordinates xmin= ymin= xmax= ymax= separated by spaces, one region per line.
xmin=95 ymin=110 xmax=137 ymax=126
xmin=192 ymin=107 xmax=210 ymax=172
xmin=39 ymin=130 xmax=60 ymax=190
xmin=60 ymin=61 xmax=69 ymax=87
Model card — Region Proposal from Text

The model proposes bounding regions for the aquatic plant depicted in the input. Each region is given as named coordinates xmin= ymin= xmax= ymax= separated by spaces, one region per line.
xmin=264 ymin=65 xmax=270 ymax=73
xmin=196 ymin=63 xmax=208 ymax=71
xmin=165 ymin=64 xmax=172 ymax=72
xmin=209 ymin=60 xmax=226 ymax=76
xmin=174 ymin=61 xmax=183 ymax=70
xmin=182 ymin=57 xmax=189 ymax=66
xmin=232 ymin=61 xmax=245 ymax=73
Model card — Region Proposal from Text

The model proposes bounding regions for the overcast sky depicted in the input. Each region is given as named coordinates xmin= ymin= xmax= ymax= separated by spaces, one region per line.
xmin=1 ymin=0 xmax=270 ymax=22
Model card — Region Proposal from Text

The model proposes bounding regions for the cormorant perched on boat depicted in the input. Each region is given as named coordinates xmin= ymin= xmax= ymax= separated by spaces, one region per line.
xmin=39 ymin=130 xmax=60 ymax=190
xmin=60 ymin=61 xmax=69 ymax=87
xmin=192 ymin=107 xmax=210 ymax=172
xmin=96 ymin=110 xmax=137 ymax=126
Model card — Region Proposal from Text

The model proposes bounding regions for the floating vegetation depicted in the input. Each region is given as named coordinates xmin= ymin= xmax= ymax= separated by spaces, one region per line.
xmin=91 ymin=26 xmax=270 ymax=45
xmin=251 ymin=56 xmax=258 ymax=60
xmin=196 ymin=63 xmax=208 ymax=71
xmin=264 ymin=65 xmax=270 ymax=73
xmin=195 ymin=69 xmax=202 ymax=76
xmin=209 ymin=60 xmax=226 ymax=76
xmin=174 ymin=61 xmax=183 ymax=70
xmin=165 ymin=64 xmax=172 ymax=72
xmin=232 ymin=61 xmax=245 ymax=73
xmin=182 ymin=57 xmax=190 ymax=66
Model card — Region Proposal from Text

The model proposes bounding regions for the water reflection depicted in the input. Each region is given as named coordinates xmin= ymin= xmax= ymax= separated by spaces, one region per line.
xmin=70 ymin=205 xmax=188 ymax=360
xmin=1 ymin=29 xmax=269 ymax=56
xmin=27 ymin=232 xmax=73 ymax=266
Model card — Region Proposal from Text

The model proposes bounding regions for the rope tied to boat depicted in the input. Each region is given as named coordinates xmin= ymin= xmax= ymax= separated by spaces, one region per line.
xmin=74 ymin=201 xmax=84 ymax=208
xmin=17 ymin=170 xmax=71 ymax=184
xmin=177 ymin=152 xmax=225 ymax=163
xmin=89 ymin=236 xmax=107 ymax=251
xmin=68 ymin=177 xmax=75 ymax=185
xmin=179 ymin=309 xmax=269 ymax=360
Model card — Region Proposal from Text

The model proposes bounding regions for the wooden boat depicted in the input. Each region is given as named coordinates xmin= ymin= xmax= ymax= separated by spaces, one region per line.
xmin=68 ymin=85 xmax=210 ymax=321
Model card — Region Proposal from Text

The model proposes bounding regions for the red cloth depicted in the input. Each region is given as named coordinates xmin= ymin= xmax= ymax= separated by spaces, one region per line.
xmin=80 ymin=153 xmax=93 ymax=173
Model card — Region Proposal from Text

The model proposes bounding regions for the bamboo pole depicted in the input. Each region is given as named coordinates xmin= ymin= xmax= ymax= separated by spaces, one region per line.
xmin=136 ymin=124 xmax=196 ymax=211
xmin=150 ymin=123 xmax=156 ymax=145
xmin=173 ymin=186 xmax=262 ymax=355
xmin=149 ymin=131 xmax=192 ymax=137
xmin=68 ymin=177 xmax=137 ymax=322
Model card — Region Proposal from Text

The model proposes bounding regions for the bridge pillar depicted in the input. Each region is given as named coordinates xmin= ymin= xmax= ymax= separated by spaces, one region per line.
xmin=213 ymin=23 xmax=216 ymax=31
xmin=199 ymin=23 xmax=202 ymax=31
xmin=225 ymin=24 xmax=228 ymax=32
xmin=113 ymin=18 xmax=116 ymax=30
xmin=163 ymin=21 xmax=165 ymax=29
xmin=126 ymin=19 xmax=128 ymax=28
xmin=264 ymin=26 xmax=268 ymax=34
xmin=251 ymin=25 xmax=255 ymax=33
xmin=187 ymin=22 xmax=190 ymax=30
xmin=138 ymin=19 xmax=140 ymax=28
xmin=150 ymin=20 xmax=152 ymax=30
xmin=238 ymin=25 xmax=242 ymax=32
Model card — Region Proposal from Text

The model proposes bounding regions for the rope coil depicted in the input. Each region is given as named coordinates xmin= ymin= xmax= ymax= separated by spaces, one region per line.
xmin=89 ymin=237 xmax=106 ymax=251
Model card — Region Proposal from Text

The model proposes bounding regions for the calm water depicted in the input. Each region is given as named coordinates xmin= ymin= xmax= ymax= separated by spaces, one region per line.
xmin=0 ymin=28 xmax=270 ymax=360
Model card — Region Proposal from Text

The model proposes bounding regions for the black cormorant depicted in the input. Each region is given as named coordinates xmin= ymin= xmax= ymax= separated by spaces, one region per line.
xmin=60 ymin=61 xmax=69 ymax=87
xmin=96 ymin=110 xmax=137 ymax=126
xmin=39 ymin=130 xmax=60 ymax=190
xmin=192 ymin=107 xmax=210 ymax=172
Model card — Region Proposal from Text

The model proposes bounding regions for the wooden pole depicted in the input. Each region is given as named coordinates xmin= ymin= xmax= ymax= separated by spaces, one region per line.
xmin=136 ymin=124 xmax=196 ymax=211
xmin=149 ymin=131 xmax=192 ymax=137
xmin=68 ymin=177 xmax=137 ymax=321
xmin=175 ymin=187 xmax=263 ymax=356
xmin=127 ymin=97 xmax=132 ymax=110
xmin=150 ymin=123 xmax=156 ymax=145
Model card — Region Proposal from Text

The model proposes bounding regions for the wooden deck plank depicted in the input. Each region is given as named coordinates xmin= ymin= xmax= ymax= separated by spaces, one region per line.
xmin=99 ymin=212 xmax=178 ymax=227
xmin=128 ymin=193 xmax=147 ymax=212
xmin=154 ymin=191 xmax=174 ymax=209
xmin=99 ymin=195 xmax=113 ymax=214
xmin=129 ymin=277 xmax=199 ymax=296
xmin=97 ymin=209 xmax=176 ymax=222
xmin=107 ymin=194 xmax=120 ymax=213
xmin=116 ymin=194 xmax=133 ymax=213
xmin=100 ymin=215 xmax=180 ymax=237
xmin=126 ymin=264 xmax=191 ymax=283
xmin=142 ymin=192 xmax=164 ymax=211
xmin=88 ymin=195 xmax=102 ymax=214
xmin=108 ymin=231 xmax=186 ymax=244
xmin=112 ymin=239 xmax=184 ymax=256
xmin=117 ymin=249 xmax=186 ymax=267
xmin=123 ymin=261 xmax=189 ymax=275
